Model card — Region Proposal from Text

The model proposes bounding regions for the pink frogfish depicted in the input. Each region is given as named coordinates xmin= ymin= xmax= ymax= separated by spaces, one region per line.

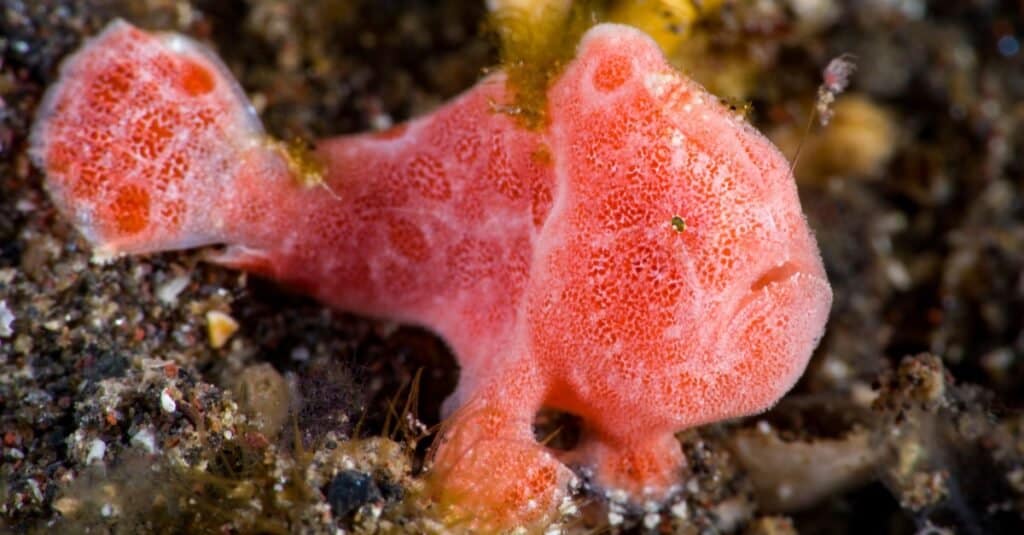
xmin=31 ymin=19 xmax=832 ymax=531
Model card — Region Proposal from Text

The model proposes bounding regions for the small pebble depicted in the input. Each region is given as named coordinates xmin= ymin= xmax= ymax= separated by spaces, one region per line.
xmin=160 ymin=389 xmax=177 ymax=413
xmin=86 ymin=438 xmax=106 ymax=465
xmin=52 ymin=497 xmax=82 ymax=517
xmin=27 ymin=479 xmax=42 ymax=502
xmin=130 ymin=428 xmax=158 ymax=454
xmin=156 ymin=275 xmax=190 ymax=304
xmin=670 ymin=500 xmax=688 ymax=519
xmin=206 ymin=310 xmax=239 ymax=348
xmin=0 ymin=300 xmax=14 ymax=338
xmin=290 ymin=345 xmax=311 ymax=362
xmin=326 ymin=470 xmax=382 ymax=518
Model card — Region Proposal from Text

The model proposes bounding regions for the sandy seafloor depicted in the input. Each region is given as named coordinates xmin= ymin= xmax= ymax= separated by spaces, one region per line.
xmin=2 ymin=1 xmax=1024 ymax=533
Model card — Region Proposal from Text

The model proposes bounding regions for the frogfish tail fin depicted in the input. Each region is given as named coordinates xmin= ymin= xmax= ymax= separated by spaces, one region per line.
xmin=30 ymin=19 xmax=275 ymax=259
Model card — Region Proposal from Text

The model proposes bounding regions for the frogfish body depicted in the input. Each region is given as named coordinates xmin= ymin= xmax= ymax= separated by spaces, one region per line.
xmin=31 ymin=20 xmax=832 ymax=530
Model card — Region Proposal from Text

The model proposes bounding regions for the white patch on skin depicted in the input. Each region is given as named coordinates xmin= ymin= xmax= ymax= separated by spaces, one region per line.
xmin=163 ymin=34 xmax=190 ymax=54
xmin=644 ymin=72 xmax=677 ymax=98
xmin=669 ymin=129 xmax=686 ymax=147
xmin=769 ymin=211 xmax=780 ymax=234
xmin=663 ymin=323 xmax=682 ymax=340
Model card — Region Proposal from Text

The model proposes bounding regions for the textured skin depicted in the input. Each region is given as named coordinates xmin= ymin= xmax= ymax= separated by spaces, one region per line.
xmin=31 ymin=20 xmax=832 ymax=530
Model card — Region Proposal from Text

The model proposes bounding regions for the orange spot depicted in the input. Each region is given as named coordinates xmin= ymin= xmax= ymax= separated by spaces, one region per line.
xmin=407 ymin=154 xmax=451 ymax=201
xmin=74 ymin=164 xmax=104 ymax=199
xmin=488 ymin=158 xmax=522 ymax=200
xmin=598 ymin=192 xmax=649 ymax=231
xmin=46 ymin=142 xmax=74 ymax=176
xmin=192 ymin=107 xmax=217 ymax=128
xmin=89 ymin=63 xmax=135 ymax=108
xmin=110 ymin=185 xmax=150 ymax=235
xmin=446 ymin=238 xmax=500 ymax=288
xmin=453 ymin=134 xmax=481 ymax=164
xmin=131 ymin=110 xmax=176 ymax=160
xmin=592 ymin=53 xmax=632 ymax=92
xmin=179 ymin=59 xmax=215 ymax=96
xmin=530 ymin=181 xmax=553 ymax=228
xmin=159 ymin=198 xmax=186 ymax=230
xmin=156 ymin=151 xmax=189 ymax=191
xmin=386 ymin=216 xmax=430 ymax=262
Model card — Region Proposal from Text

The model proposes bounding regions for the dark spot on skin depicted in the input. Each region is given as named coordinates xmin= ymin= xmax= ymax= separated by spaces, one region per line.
xmin=671 ymin=215 xmax=686 ymax=233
